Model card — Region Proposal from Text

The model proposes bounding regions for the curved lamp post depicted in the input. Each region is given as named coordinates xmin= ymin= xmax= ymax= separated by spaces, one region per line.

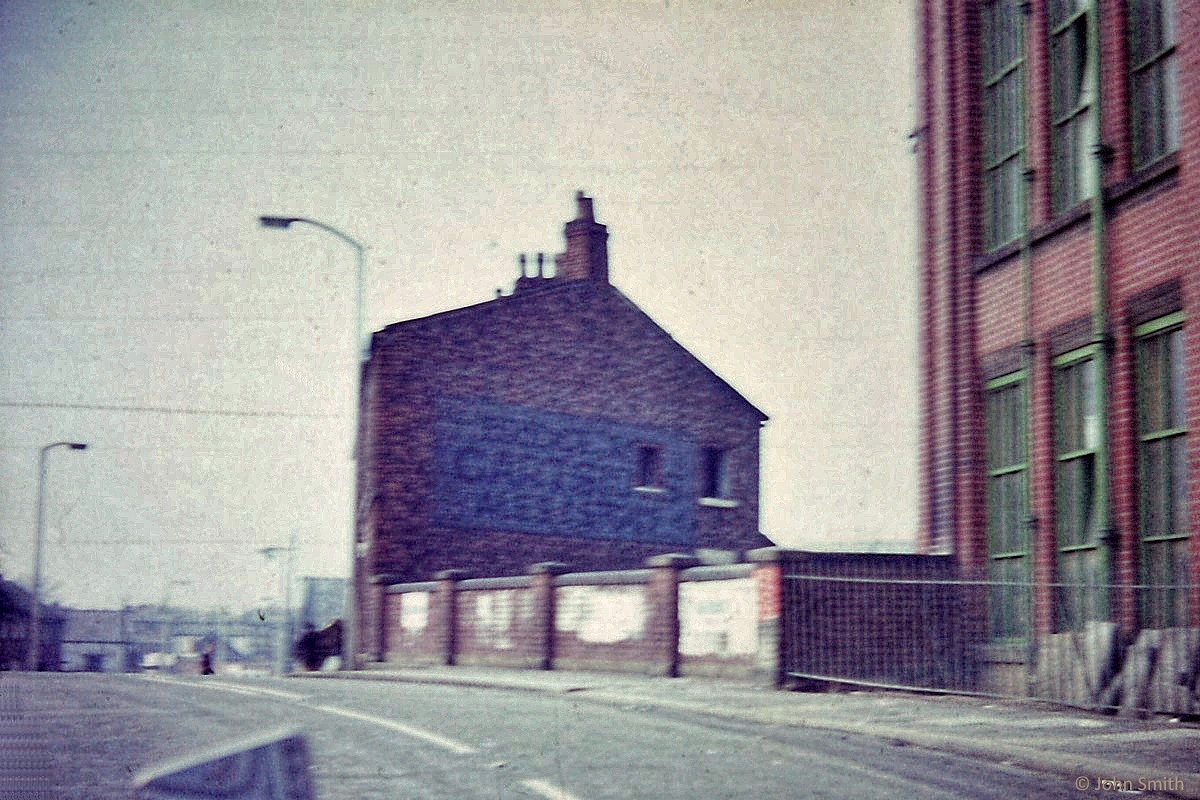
xmin=28 ymin=441 xmax=88 ymax=671
xmin=258 ymin=217 xmax=365 ymax=359
xmin=258 ymin=215 xmax=365 ymax=669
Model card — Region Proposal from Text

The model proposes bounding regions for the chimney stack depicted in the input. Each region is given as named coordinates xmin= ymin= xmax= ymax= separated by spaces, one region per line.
xmin=554 ymin=190 xmax=608 ymax=284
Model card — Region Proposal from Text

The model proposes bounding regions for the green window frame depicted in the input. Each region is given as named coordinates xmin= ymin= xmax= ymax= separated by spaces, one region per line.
xmin=1053 ymin=346 xmax=1106 ymax=629
xmin=981 ymin=0 xmax=1026 ymax=251
xmin=1127 ymin=0 xmax=1179 ymax=170
xmin=1134 ymin=312 xmax=1189 ymax=628
xmin=985 ymin=371 xmax=1031 ymax=640
xmin=1049 ymin=0 xmax=1096 ymax=215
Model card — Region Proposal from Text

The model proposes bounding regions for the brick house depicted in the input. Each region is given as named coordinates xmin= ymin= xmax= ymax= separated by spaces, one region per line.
xmin=919 ymin=0 xmax=1198 ymax=693
xmin=354 ymin=192 xmax=770 ymax=662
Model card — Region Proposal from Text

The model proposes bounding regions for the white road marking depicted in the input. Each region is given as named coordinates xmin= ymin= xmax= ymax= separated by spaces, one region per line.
xmin=138 ymin=674 xmax=307 ymax=702
xmin=308 ymin=704 xmax=477 ymax=755
xmin=521 ymin=778 xmax=585 ymax=800
xmin=139 ymin=675 xmax=477 ymax=756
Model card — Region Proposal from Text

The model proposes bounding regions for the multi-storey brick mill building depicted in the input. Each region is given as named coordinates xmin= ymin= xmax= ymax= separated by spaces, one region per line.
xmin=353 ymin=192 xmax=770 ymax=661
xmin=919 ymin=0 xmax=1198 ymax=689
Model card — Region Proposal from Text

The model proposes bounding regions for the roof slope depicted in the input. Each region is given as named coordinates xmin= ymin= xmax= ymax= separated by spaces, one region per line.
xmin=371 ymin=278 xmax=768 ymax=423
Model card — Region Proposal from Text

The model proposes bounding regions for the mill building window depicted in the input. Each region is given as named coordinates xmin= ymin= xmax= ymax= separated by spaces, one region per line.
xmin=1127 ymin=0 xmax=1179 ymax=170
xmin=985 ymin=371 xmax=1031 ymax=641
xmin=1134 ymin=313 xmax=1189 ymax=628
xmin=981 ymin=0 xmax=1026 ymax=251
xmin=1053 ymin=348 xmax=1106 ymax=630
xmin=1049 ymin=0 xmax=1096 ymax=215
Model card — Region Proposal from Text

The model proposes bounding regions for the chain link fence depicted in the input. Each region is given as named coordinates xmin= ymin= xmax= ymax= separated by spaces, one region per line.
xmin=780 ymin=562 xmax=1198 ymax=715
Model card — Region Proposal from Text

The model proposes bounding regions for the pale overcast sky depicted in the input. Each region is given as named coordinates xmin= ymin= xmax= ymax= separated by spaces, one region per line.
xmin=1 ymin=1 xmax=918 ymax=611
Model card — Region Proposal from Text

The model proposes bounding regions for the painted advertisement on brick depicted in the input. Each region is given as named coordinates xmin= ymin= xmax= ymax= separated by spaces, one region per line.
xmin=433 ymin=395 xmax=697 ymax=545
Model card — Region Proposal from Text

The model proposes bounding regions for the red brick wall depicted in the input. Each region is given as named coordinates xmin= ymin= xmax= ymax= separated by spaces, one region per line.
xmin=382 ymin=589 xmax=440 ymax=665
xmin=383 ymin=558 xmax=769 ymax=680
xmin=552 ymin=581 xmax=660 ymax=673
xmin=359 ymin=279 xmax=767 ymax=620
xmin=921 ymin=0 xmax=1200 ymax=630
xmin=454 ymin=584 xmax=540 ymax=669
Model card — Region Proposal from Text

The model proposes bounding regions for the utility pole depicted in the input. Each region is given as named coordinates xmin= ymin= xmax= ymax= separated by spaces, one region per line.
xmin=259 ymin=531 xmax=296 ymax=676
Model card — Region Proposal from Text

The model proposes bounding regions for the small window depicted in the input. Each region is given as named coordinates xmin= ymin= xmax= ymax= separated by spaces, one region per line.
xmin=635 ymin=445 xmax=664 ymax=490
xmin=701 ymin=446 xmax=730 ymax=499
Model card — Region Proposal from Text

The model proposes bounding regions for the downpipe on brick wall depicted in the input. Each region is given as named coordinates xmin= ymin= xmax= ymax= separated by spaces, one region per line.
xmin=1018 ymin=0 xmax=1037 ymax=646
xmin=1087 ymin=2 xmax=1115 ymax=595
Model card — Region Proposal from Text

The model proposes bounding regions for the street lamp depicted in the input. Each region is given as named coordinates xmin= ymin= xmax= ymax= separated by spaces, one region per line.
xmin=28 ymin=441 xmax=88 ymax=671
xmin=257 ymin=216 xmax=365 ymax=359
xmin=259 ymin=215 xmax=366 ymax=670
xmin=259 ymin=531 xmax=296 ymax=676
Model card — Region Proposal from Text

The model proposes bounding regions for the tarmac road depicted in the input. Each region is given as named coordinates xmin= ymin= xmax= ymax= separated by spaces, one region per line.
xmin=0 ymin=671 xmax=1184 ymax=799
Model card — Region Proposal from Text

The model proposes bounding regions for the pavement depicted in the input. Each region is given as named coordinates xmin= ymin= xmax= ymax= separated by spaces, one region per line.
xmin=295 ymin=665 xmax=1200 ymax=799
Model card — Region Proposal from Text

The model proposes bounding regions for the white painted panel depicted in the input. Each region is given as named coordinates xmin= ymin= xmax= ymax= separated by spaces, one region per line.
xmin=679 ymin=578 xmax=757 ymax=657
xmin=555 ymin=585 xmax=647 ymax=644
xmin=400 ymin=591 xmax=429 ymax=633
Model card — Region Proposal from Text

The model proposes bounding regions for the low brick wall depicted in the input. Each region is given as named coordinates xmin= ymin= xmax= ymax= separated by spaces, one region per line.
xmin=378 ymin=549 xmax=974 ymax=688
xmin=379 ymin=554 xmax=776 ymax=682
xmin=454 ymin=578 xmax=539 ymax=669
xmin=382 ymin=583 xmax=440 ymax=666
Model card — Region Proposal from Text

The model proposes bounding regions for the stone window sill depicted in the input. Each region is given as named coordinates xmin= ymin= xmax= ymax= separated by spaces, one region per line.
xmin=699 ymin=497 xmax=739 ymax=509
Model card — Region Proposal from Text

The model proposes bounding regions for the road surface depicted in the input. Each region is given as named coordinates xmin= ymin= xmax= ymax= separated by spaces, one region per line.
xmin=1 ymin=672 xmax=1146 ymax=799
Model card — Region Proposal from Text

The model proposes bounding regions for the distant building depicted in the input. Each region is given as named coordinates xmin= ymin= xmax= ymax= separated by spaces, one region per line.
xmin=61 ymin=609 xmax=135 ymax=672
xmin=355 ymin=192 xmax=771 ymax=662
xmin=55 ymin=605 xmax=279 ymax=672
xmin=298 ymin=577 xmax=345 ymax=630
xmin=919 ymin=0 xmax=1197 ymax=684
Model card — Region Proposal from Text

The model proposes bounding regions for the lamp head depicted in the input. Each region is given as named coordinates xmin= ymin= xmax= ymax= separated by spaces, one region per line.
xmin=258 ymin=216 xmax=298 ymax=229
xmin=68 ymin=443 xmax=87 ymax=450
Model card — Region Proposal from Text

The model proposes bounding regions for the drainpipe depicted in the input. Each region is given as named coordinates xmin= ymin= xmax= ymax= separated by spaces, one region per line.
xmin=1087 ymin=1 xmax=1114 ymax=603
xmin=1019 ymin=1 xmax=1037 ymax=642
xmin=945 ymin=0 xmax=962 ymax=560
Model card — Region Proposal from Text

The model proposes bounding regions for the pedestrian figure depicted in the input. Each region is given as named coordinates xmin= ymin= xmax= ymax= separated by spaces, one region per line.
xmin=200 ymin=645 xmax=215 ymax=675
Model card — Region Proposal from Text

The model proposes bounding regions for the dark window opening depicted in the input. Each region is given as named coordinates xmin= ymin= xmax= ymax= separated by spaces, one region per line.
xmin=701 ymin=447 xmax=730 ymax=499
xmin=635 ymin=445 xmax=664 ymax=489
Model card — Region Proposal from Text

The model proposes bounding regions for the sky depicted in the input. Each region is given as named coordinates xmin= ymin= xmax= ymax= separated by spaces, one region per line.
xmin=0 ymin=1 xmax=918 ymax=612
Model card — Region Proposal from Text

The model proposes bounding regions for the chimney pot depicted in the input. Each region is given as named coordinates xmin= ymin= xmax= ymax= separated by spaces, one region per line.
xmin=575 ymin=191 xmax=594 ymax=222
